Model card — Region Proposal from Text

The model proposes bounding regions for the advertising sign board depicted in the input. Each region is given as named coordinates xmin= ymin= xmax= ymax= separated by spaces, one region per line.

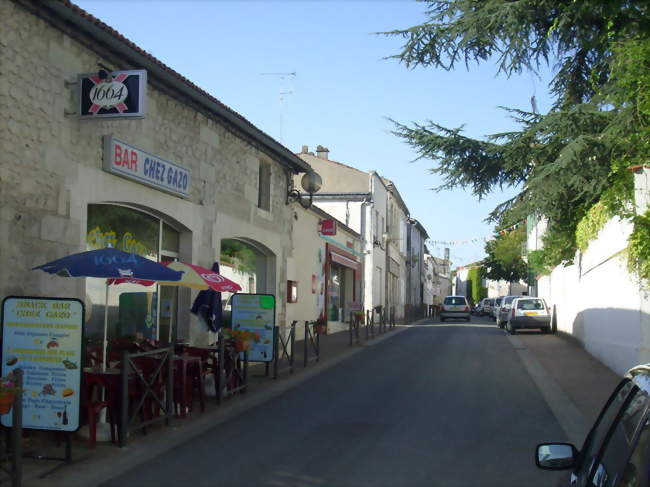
xmin=78 ymin=69 xmax=147 ymax=119
xmin=319 ymin=219 xmax=337 ymax=236
xmin=230 ymin=294 xmax=275 ymax=362
xmin=103 ymin=136 xmax=191 ymax=198
xmin=1 ymin=297 xmax=83 ymax=431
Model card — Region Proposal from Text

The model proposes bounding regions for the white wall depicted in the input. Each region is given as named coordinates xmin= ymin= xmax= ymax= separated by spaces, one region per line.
xmin=536 ymin=216 xmax=646 ymax=376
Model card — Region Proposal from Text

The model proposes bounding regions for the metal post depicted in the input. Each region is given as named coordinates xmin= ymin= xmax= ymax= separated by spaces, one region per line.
xmin=273 ymin=326 xmax=279 ymax=379
xmin=349 ymin=313 xmax=353 ymax=346
xmin=166 ymin=346 xmax=173 ymax=426
xmin=11 ymin=369 xmax=22 ymax=487
xmin=242 ymin=351 xmax=248 ymax=393
xmin=119 ymin=350 xmax=129 ymax=447
xmin=289 ymin=322 xmax=295 ymax=373
xmin=217 ymin=334 xmax=224 ymax=404
xmin=303 ymin=321 xmax=309 ymax=368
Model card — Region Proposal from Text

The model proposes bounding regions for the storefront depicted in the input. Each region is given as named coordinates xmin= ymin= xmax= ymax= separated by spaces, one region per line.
xmin=325 ymin=244 xmax=361 ymax=325
xmin=85 ymin=203 xmax=182 ymax=344
xmin=1 ymin=1 xmax=313 ymax=348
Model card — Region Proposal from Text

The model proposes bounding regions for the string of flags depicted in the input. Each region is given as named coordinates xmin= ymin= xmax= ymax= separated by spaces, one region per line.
xmin=427 ymin=219 xmax=526 ymax=247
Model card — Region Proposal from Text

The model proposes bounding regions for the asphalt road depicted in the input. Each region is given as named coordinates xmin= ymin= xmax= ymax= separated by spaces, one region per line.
xmin=103 ymin=316 xmax=567 ymax=487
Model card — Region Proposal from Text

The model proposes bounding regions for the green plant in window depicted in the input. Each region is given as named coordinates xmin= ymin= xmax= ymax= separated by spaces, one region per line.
xmin=220 ymin=239 xmax=257 ymax=274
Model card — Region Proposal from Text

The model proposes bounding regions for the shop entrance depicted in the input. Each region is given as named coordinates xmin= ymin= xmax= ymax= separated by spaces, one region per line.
xmin=85 ymin=204 xmax=183 ymax=345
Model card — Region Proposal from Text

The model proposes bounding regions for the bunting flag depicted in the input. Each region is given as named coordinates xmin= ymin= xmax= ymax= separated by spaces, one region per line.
xmin=427 ymin=219 xmax=526 ymax=247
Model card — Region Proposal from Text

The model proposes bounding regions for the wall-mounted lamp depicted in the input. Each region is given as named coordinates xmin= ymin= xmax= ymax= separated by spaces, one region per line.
xmin=287 ymin=171 xmax=322 ymax=209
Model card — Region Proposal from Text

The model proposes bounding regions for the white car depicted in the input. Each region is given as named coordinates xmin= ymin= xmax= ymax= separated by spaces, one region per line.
xmin=440 ymin=296 xmax=470 ymax=322
xmin=506 ymin=297 xmax=552 ymax=334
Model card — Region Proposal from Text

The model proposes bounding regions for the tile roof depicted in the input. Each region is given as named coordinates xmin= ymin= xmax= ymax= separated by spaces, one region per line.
xmin=42 ymin=0 xmax=311 ymax=173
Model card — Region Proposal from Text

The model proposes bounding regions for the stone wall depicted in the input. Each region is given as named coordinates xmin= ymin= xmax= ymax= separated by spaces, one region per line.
xmin=0 ymin=0 xmax=295 ymax=338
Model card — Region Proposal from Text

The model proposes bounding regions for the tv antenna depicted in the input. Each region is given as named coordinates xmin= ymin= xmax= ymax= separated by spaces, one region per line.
xmin=260 ymin=72 xmax=296 ymax=143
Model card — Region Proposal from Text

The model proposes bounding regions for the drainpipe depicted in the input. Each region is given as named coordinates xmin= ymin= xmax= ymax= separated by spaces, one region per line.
xmin=360 ymin=197 xmax=369 ymax=314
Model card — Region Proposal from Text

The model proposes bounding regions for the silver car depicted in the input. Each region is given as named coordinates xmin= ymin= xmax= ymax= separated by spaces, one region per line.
xmin=440 ymin=296 xmax=470 ymax=322
xmin=496 ymin=295 xmax=520 ymax=329
xmin=491 ymin=296 xmax=504 ymax=321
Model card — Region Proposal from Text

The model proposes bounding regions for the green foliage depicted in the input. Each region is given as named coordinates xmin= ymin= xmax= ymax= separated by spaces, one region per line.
xmin=386 ymin=1 xmax=649 ymax=270
xmin=384 ymin=1 xmax=649 ymax=108
xmin=220 ymin=239 xmax=257 ymax=274
xmin=628 ymin=211 xmax=650 ymax=286
xmin=576 ymin=203 xmax=613 ymax=252
xmin=527 ymin=250 xmax=549 ymax=277
xmin=482 ymin=228 xmax=528 ymax=282
xmin=467 ymin=267 xmax=487 ymax=304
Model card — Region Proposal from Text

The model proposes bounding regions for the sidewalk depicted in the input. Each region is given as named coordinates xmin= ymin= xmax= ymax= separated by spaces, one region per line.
xmin=19 ymin=322 xmax=411 ymax=487
xmin=516 ymin=330 xmax=622 ymax=423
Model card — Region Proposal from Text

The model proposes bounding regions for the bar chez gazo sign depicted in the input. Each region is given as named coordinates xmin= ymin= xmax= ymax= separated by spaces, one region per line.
xmin=103 ymin=136 xmax=191 ymax=198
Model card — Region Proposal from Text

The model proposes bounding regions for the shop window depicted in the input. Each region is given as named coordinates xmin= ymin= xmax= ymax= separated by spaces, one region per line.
xmin=258 ymin=161 xmax=271 ymax=211
xmin=287 ymin=280 xmax=298 ymax=303
xmin=85 ymin=204 xmax=180 ymax=344
xmin=162 ymin=222 xmax=180 ymax=254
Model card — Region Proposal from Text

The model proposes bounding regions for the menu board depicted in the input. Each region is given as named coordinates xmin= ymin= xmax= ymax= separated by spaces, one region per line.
xmin=1 ymin=297 xmax=83 ymax=431
xmin=230 ymin=294 xmax=275 ymax=362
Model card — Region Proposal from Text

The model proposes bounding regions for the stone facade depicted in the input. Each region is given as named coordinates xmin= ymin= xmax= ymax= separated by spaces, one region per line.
xmin=0 ymin=1 xmax=306 ymax=342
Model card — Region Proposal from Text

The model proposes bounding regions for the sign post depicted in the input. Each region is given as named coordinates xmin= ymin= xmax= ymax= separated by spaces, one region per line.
xmin=230 ymin=294 xmax=275 ymax=362
xmin=1 ymin=297 xmax=83 ymax=433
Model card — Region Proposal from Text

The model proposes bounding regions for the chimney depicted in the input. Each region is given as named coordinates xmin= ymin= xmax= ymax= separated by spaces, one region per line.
xmin=315 ymin=145 xmax=329 ymax=160
xmin=301 ymin=145 xmax=309 ymax=154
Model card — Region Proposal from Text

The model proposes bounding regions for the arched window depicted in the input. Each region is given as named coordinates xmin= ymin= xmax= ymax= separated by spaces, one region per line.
xmin=85 ymin=204 xmax=180 ymax=342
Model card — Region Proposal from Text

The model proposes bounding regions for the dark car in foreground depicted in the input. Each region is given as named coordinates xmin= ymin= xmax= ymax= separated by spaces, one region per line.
xmin=536 ymin=364 xmax=650 ymax=487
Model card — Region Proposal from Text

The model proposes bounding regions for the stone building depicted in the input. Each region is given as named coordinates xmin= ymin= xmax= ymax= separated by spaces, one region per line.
xmin=0 ymin=0 xmax=313 ymax=345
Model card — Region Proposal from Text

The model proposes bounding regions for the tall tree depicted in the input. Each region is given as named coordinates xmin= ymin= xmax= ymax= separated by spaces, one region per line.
xmin=386 ymin=1 xmax=649 ymax=270
xmin=481 ymin=228 xmax=528 ymax=283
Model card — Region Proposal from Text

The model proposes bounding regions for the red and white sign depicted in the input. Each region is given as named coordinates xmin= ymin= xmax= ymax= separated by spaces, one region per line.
xmin=103 ymin=136 xmax=191 ymax=198
xmin=319 ymin=219 xmax=337 ymax=236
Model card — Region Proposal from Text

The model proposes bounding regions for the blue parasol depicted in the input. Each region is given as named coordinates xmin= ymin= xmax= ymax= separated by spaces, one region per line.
xmin=33 ymin=248 xmax=182 ymax=281
xmin=33 ymin=248 xmax=183 ymax=370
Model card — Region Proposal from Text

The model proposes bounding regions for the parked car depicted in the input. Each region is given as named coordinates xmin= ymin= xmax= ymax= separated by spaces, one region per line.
xmin=505 ymin=297 xmax=551 ymax=334
xmin=491 ymin=296 xmax=504 ymax=321
xmin=481 ymin=298 xmax=494 ymax=317
xmin=495 ymin=295 xmax=520 ymax=329
xmin=440 ymin=296 xmax=470 ymax=322
xmin=535 ymin=363 xmax=650 ymax=487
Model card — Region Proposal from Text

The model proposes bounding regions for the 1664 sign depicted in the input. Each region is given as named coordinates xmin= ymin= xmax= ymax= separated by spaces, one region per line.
xmin=78 ymin=70 xmax=147 ymax=119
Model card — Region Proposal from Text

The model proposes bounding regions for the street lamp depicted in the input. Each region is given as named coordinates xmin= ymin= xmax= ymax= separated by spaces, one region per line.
xmin=286 ymin=171 xmax=322 ymax=209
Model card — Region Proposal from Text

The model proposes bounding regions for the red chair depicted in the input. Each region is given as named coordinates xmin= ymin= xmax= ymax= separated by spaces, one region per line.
xmin=173 ymin=356 xmax=205 ymax=417
xmin=82 ymin=375 xmax=114 ymax=449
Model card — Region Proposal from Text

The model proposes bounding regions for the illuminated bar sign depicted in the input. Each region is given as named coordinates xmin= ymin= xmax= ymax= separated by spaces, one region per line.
xmin=1 ymin=296 xmax=83 ymax=432
xmin=103 ymin=136 xmax=191 ymax=198
xmin=78 ymin=69 xmax=147 ymax=119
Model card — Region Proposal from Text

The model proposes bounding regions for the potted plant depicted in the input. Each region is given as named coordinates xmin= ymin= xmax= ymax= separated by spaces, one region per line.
xmin=354 ymin=311 xmax=365 ymax=324
xmin=222 ymin=328 xmax=261 ymax=352
xmin=314 ymin=316 xmax=327 ymax=335
xmin=0 ymin=376 xmax=21 ymax=415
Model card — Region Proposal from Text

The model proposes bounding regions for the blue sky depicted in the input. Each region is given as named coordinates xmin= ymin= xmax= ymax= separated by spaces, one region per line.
xmin=75 ymin=0 xmax=554 ymax=267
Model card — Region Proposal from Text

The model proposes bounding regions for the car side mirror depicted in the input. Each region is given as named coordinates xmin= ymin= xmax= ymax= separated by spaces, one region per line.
xmin=535 ymin=443 xmax=578 ymax=470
